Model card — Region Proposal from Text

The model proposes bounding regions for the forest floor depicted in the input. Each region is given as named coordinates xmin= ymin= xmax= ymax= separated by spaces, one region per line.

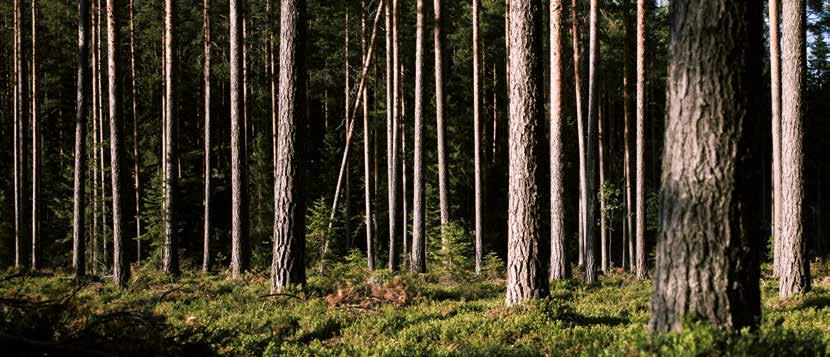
xmin=1 ymin=256 xmax=830 ymax=356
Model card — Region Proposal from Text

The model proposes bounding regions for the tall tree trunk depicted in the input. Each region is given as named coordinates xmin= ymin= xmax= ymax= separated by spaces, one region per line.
xmin=623 ymin=0 xmax=634 ymax=272
xmin=361 ymin=0 xmax=374 ymax=271
xmin=272 ymin=0 xmax=307 ymax=293
xmin=129 ymin=0 xmax=141 ymax=265
xmin=400 ymin=63 xmax=408 ymax=266
xmin=14 ymin=0 xmax=29 ymax=271
xmin=31 ymin=0 xmax=39 ymax=271
xmin=12 ymin=0 xmax=20 ymax=271
xmin=472 ymin=0 xmax=483 ymax=275
xmin=107 ymin=0 xmax=128 ymax=286
xmin=230 ymin=0 xmax=249 ymax=278
xmin=634 ymin=0 xmax=647 ymax=279
xmin=770 ymin=0 xmax=781 ymax=278
xmin=779 ymin=0 xmax=809 ymax=298
xmin=549 ymin=0 xmax=567 ymax=280
xmin=384 ymin=0 xmax=398 ymax=270
xmin=344 ymin=0 xmax=352 ymax=252
xmin=161 ymin=0 xmax=178 ymax=276
xmin=203 ymin=0 xmax=212 ymax=273
xmin=72 ymin=0 xmax=91 ymax=277
xmin=411 ymin=0 xmax=426 ymax=273
xmin=505 ymin=0 xmax=548 ymax=306
xmin=97 ymin=0 xmax=107 ymax=271
xmin=434 ymin=0 xmax=449 ymax=248
xmin=650 ymin=0 xmax=762 ymax=333
xmin=598 ymin=92 xmax=607 ymax=273
xmin=91 ymin=2 xmax=99 ymax=274
xmin=571 ymin=0 xmax=586 ymax=267
xmin=583 ymin=0 xmax=599 ymax=284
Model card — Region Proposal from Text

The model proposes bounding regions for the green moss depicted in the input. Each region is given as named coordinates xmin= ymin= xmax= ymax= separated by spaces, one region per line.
xmin=1 ymin=262 xmax=829 ymax=356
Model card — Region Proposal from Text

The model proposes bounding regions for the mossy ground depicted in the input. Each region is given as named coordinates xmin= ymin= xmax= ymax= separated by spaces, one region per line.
xmin=2 ymin=257 xmax=829 ymax=356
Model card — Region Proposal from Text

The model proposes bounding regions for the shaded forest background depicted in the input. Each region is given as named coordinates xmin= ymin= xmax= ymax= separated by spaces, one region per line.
xmin=0 ymin=0 xmax=828 ymax=272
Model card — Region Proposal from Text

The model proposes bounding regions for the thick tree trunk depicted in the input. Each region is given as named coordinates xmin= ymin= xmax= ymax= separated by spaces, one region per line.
xmin=505 ymin=0 xmax=548 ymax=306
xmin=779 ymin=0 xmax=810 ymax=298
xmin=411 ymin=0 xmax=426 ymax=273
xmin=272 ymin=0 xmax=307 ymax=293
xmin=473 ymin=0 xmax=483 ymax=275
xmin=129 ymin=0 xmax=141 ymax=265
xmin=549 ymin=0 xmax=567 ymax=280
xmin=434 ymin=0 xmax=449 ymax=247
xmin=650 ymin=0 xmax=762 ymax=333
xmin=203 ymin=0 xmax=212 ymax=273
xmin=634 ymin=0 xmax=647 ymax=279
xmin=107 ymin=0 xmax=128 ymax=286
xmin=230 ymin=0 xmax=249 ymax=278
xmin=161 ymin=0 xmax=178 ymax=276
xmin=72 ymin=0 xmax=91 ymax=277
xmin=361 ymin=0 xmax=375 ymax=271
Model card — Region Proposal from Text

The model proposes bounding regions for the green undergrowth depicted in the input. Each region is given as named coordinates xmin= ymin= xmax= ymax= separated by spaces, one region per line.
xmin=1 ymin=259 xmax=829 ymax=356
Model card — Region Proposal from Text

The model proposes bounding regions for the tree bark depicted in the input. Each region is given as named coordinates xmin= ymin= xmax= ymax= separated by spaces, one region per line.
xmin=505 ymin=0 xmax=548 ymax=306
xmin=434 ymin=0 xmax=449 ymax=247
xmin=779 ymin=0 xmax=810 ymax=298
xmin=634 ymin=0 xmax=647 ymax=280
xmin=107 ymin=0 xmax=128 ymax=286
xmin=129 ymin=0 xmax=142 ymax=265
xmin=361 ymin=0 xmax=375 ymax=271
xmin=31 ymin=0 xmax=39 ymax=271
xmin=584 ymin=0 xmax=599 ymax=284
xmin=344 ymin=0 xmax=352 ymax=252
xmin=411 ymin=0 xmax=426 ymax=273
xmin=91 ymin=2 xmax=99 ymax=274
xmin=272 ymin=0 xmax=307 ymax=293
xmin=473 ymin=0 xmax=483 ymax=275
xmin=14 ymin=0 xmax=30 ymax=271
xmin=161 ymin=0 xmax=178 ymax=276
xmin=570 ymin=0 xmax=586 ymax=267
xmin=385 ymin=0 xmax=400 ymax=270
xmin=598 ymin=91 xmax=607 ymax=273
xmin=230 ymin=0 xmax=249 ymax=278
xmin=203 ymin=0 xmax=212 ymax=273
xmin=72 ymin=0 xmax=91 ymax=277
xmin=650 ymin=0 xmax=762 ymax=333
xmin=623 ymin=0 xmax=634 ymax=272
xmin=549 ymin=0 xmax=567 ymax=280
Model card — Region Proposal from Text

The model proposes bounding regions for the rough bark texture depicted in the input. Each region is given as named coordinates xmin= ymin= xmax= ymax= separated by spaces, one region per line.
xmin=129 ymin=0 xmax=142 ymax=265
xmin=779 ymin=0 xmax=810 ymax=298
xmin=162 ymin=0 xmax=179 ymax=276
xmin=623 ymin=0 xmax=634 ymax=271
xmin=650 ymin=0 xmax=762 ymax=333
xmin=107 ymin=0 xmax=128 ymax=286
xmin=230 ymin=0 xmax=249 ymax=278
xmin=361 ymin=0 xmax=374 ymax=271
xmin=434 ymin=0 xmax=449 ymax=247
xmin=72 ymin=0 xmax=91 ymax=276
xmin=272 ymin=0 xmax=307 ymax=293
xmin=203 ymin=0 xmax=212 ymax=272
xmin=549 ymin=0 xmax=567 ymax=280
xmin=411 ymin=0 xmax=426 ymax=273
xmin=505 ymin=0 xmax=548 ymax=306
xmin=473 ymin=0 xmax=483 ymax=275
xmin=635 ymin=0 xmax=647 ymax=280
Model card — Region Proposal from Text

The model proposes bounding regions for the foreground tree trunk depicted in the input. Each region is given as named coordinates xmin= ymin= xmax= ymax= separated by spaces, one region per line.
xmin=31 ymin=0 xmax=39 ymax=271
xmin=272 ymin=0 xmax=307 ymax=293
xmin=161 ymin=0 xmax=178 ymax=276
xmin=230 ymin=0 xmax=249 ymax=278
xmin=570 ymin=0 xmax=586 ymax=267
xmin=203 ymin=0 xmax=212 ymax=272
xmin=549 ymin=0 xmax=567 ymax=280
xmin=634 ymin=0 xmax=647 ymax=280
xmin=584 ymin=0 xmax=599 ymax=284
xmin=623 ymin=0 xmax=634 ymax=272
xmin=650 ymin=0 xmax=762 ymax=333
xmin=72 ymin=0 xmax=91 ymax=277
xmin=411 ymin=0 xmax=426 ymax=273
xmin=107 ymin=0 xmax=128 ymax=286
xmin=14 ymin=0 xmax=30 ymax=271
xmin=505 ymin=0 xmax=548 ymax=306
xmin=779 ymin=0 xmax=810 ymax=298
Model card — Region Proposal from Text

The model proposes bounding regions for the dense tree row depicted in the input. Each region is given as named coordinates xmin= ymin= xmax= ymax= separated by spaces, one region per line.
xmin=1 ymin=0 xmax=829 ymax=333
